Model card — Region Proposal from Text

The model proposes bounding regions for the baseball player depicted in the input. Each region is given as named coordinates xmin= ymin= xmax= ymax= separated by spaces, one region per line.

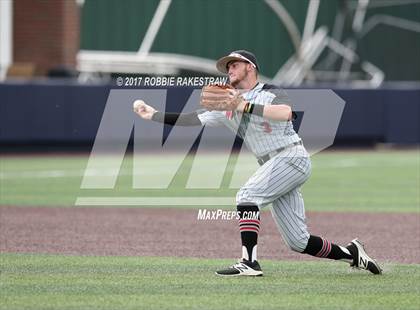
xmin=134 ymin=50 xmax=382 ymax=276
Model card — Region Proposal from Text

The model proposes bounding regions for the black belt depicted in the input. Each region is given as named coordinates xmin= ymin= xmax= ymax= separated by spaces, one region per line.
xmin=257 ymin=141 xmax=302 ymax=166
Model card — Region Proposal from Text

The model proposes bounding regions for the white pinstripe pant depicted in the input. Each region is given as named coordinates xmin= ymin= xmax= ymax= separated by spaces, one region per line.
xmin=236 ymin=145 xmax=312 ymax=253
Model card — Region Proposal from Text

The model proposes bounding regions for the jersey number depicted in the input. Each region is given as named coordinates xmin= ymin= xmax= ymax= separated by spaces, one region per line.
xmin=261 ymin=122 xmax=272 ymax=133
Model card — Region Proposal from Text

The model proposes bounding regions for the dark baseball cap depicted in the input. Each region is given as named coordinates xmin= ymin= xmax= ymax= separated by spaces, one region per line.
xmin=216 ymin=50 xmax=260 ymax=74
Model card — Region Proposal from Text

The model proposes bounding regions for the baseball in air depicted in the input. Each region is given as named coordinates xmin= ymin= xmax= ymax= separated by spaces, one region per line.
xmin=133 ymin=100 xmax=145 ymax=112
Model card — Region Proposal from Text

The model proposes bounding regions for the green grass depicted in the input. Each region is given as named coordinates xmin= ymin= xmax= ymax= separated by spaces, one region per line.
xmin=1 ymin=253 xmax=419 ymax=310
xmin=1 ymin=150 xmax=419 ymax=212
xmin=2 ymin=151 xmax=418 ymax=310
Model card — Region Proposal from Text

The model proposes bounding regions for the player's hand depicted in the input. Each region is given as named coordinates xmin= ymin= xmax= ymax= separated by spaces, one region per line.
xmin=133 ymin=100 xmax=157 ymax=120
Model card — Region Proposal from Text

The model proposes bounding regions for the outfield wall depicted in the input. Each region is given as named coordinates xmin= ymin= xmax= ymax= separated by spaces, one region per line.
xmin=1 ymin=82 xmax=419 ymax=147
xmin=80 ymin=0 xmax=420 ymax=81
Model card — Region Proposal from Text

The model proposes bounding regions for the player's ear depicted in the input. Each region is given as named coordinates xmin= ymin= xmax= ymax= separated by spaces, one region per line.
xmin=248 ymin=64 xmax=257 ymax=77
xmin=246 ymin=63 xmax=253 ymax=72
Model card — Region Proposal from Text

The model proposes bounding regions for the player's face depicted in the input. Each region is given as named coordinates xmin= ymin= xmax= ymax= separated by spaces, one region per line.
xmin=227 ymin=61 xmax=250 ymax=87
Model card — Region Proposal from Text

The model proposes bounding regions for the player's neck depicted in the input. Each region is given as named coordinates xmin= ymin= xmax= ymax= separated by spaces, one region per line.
xmin=235 ymin=78 xmax=259 ymax=90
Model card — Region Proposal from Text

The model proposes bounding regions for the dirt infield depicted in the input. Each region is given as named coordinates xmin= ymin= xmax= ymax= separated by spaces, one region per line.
xmin=1 ymin=206 xmax=419 ymax=264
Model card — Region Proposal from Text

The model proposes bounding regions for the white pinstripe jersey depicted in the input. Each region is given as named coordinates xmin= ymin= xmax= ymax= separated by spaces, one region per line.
xmin=197 ymin=82 xmax=301 ymax=157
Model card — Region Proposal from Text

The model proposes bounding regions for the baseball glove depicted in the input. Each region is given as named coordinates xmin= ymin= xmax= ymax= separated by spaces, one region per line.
xmin=200 ymin=84 xmax=244 ymax=111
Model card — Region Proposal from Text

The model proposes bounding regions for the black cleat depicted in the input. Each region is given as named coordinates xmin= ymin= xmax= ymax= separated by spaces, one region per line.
xmin=215 ymin=259 xmax=263 ymax=277
xmin=347 ymin=239 xmax=382 ymax=275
